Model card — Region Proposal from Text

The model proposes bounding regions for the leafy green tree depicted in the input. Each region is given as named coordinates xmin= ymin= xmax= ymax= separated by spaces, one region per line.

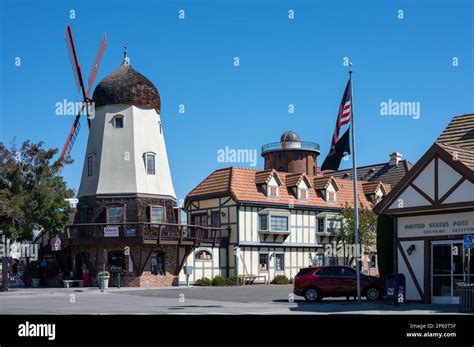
xmin=1 ymin=140 xmax=75 ymax=290
xmin=336 ymin=202 xmax=378 ymax=266
xmin=0 ymin=140 xmax=75 ymax=240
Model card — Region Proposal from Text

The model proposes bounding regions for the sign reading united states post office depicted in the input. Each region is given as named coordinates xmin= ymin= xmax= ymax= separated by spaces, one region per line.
xmin=398 ymin=211 xmax=474 ymax=238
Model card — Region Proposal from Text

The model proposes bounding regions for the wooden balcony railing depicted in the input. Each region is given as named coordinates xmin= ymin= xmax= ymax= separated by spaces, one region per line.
xmin=65 ymin=222 xmax=231 ymax=247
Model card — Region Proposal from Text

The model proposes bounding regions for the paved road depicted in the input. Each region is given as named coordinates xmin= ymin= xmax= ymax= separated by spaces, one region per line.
xmin=0 ymin=285 xmax=462 ymax=315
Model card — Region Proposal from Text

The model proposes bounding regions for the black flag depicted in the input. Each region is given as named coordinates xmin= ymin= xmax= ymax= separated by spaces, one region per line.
xmin=321 ymin=128 xmax=351 ymax=171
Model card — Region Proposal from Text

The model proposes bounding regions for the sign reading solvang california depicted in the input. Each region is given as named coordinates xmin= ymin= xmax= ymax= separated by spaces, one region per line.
xmin=398 ymin=211 xmax=474 ymax=238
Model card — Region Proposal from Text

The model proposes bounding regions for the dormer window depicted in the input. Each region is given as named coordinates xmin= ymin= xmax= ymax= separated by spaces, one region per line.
xmin=268 ymin=185 xmax=279 ymax=198
xmin=327 ymin=191 xmax=336 ymax=203
xmin=114 ymin=115 xmax=124 ymax=128
xmin=298 ymin=188 xmax=309 ymax=200
xmin=145 ymin=153 xmax=156 ymax=175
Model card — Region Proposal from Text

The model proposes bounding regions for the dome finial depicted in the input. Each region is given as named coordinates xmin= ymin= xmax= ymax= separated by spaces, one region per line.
xmin=123 ymin=44 xmax=130 ymax=65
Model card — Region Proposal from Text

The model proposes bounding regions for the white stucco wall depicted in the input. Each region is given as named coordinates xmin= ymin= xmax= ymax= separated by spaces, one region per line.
xmin=78 ymin=104 xmax=176 ymax=199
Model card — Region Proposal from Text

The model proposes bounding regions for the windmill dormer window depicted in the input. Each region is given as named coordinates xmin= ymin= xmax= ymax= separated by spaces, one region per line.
xmin=145 ymin=153 xmax=156 ymax=175
xmin=114 ymin=115 xmax=124 ymax=128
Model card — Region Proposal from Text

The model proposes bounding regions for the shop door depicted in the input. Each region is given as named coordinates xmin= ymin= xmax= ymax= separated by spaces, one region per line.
xmin=431 ymin=241 xmax=473 ymax=304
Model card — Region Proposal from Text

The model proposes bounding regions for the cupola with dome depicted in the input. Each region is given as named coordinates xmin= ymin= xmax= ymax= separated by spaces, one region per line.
xmin=261 ymin=130 xmax=320 ymax=175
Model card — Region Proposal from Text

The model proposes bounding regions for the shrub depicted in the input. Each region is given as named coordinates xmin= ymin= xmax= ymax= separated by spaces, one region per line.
xmin=272 ymin=274 xmax=290 ymax=285
xmin=97 ymin=271 xmax=110 ymax=277
xmin=211 ymin=275 xmax=227 ymax=286
xmin=226 ymin=275 xmax=239 ymax=286
xmin=194 ymin=277 xmax=211 ymax=286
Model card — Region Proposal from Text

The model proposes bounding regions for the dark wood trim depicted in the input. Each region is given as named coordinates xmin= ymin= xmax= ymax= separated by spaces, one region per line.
xmin=384 ymin=202 xmax=474 ymax=215
xmin=434 ymin=155 xmax=439 ymax=201
xmin=137 ymin=245 xmax=143 ymax=276
xmin=375 ymin=143 xmax=474 ymax=214
xmin=398 ymin=235 xmax=464 ymax=241
xmin=423 ymin=240 xmax=431 ymax=303
xmin=410 ymin=183 xmax=435 ymax=205
xmin=397 ymin=241 xmax=424 ymax=300
xmin=438 ymin=177 xmax=466 ymax=204
xmin=393 ymin=217 xmax=398 ymax=274
xmin=139 ymin=248 xmax=154 ymax=274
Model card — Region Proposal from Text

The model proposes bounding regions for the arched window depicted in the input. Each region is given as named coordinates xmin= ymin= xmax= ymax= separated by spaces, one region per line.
xmin=195 ymin=249 xmax=212 ymax=261
xmin=144 ymin=152 xmax=156 ymax=175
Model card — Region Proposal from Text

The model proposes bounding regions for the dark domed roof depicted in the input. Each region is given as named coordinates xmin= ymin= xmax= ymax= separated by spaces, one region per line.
xmin=92 ymin=61 xmax=161 ymax=111
xmin=280 ymin=130 xmax=300 ymax=142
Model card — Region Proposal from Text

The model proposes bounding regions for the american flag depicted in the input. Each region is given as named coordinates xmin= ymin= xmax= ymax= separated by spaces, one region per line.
xmin=330 ymin=79 xmax=352 ymax=147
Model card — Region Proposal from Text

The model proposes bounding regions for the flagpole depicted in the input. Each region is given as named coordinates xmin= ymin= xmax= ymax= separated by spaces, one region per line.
xmin=349 ymin=63 xmax=361 ymax=303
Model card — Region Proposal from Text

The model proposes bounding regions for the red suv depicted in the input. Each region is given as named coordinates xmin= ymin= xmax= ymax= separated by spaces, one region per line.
xmin=294 ymin=265 xmax=384 ymax=302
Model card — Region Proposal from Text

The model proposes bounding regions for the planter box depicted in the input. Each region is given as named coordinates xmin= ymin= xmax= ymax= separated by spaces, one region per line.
xmin=98 ymin=276 xmax=110 ymax=289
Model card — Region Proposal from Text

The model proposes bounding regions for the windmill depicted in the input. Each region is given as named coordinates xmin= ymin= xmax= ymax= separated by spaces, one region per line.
xmin=59 ymin=24 xmax=106 ymax=165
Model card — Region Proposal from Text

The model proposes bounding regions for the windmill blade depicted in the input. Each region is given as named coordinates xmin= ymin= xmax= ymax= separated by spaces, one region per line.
xmin=59 ymin=103 xmax=86 ymax=163
xmin=87 ymin=32 xmax=107 ymax=97
xmin=65 ymin=24 xmax=87 ymax=101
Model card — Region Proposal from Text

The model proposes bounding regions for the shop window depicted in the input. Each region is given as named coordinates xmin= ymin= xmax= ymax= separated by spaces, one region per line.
xmin=195 ymin=250 xmax=212 ymax=261
xmin=108 ymin=251 xmax=125 ymax=274
xmin=275 ymin=254 xmax=285 ymax=271
xmin=107 ymin=206 xmax=124 ymax=223
xmin=151 ymin=252 xmax=165 ymax=275
xmin=259 ymin=253 xmax=269 ymax=271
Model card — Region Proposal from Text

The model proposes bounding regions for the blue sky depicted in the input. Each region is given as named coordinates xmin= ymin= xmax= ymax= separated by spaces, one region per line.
xmin=1 ymin=0 xmax=473 ymax=203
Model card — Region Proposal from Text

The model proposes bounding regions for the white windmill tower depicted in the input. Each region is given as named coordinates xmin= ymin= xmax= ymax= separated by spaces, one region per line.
xmin=77 ymin=47 xmax=176 ymax=224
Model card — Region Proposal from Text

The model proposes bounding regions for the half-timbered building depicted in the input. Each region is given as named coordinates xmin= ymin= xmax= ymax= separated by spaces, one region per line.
xmin=375 ymin=114 xmax=474 ymax=303
xmin=182 ymin=131 xmax=393 ymax=284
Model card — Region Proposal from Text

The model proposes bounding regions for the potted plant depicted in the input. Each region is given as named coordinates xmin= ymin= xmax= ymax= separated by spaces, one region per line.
xmin=97 ymin=271 xmax=110 ymax=289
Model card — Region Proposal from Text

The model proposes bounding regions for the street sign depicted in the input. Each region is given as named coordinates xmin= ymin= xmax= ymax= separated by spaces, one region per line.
xmin=464 ymin=235 xmax=473 ymax=250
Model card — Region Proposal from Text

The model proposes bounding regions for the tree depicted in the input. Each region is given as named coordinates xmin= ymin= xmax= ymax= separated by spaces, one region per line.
xmin=336 ymin=202 xmax=378 ymax=266
xmin=0 ymin=140 xmax=75 ymax=290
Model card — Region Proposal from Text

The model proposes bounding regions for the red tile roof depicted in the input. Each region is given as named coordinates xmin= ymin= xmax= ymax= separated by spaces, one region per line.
xmin=187 ymin=167 xmax=380 ymax=209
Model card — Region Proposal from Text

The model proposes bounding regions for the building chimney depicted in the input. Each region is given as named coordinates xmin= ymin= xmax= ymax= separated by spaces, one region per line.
xmin=389 ymin=152 xmax=402 ymax=166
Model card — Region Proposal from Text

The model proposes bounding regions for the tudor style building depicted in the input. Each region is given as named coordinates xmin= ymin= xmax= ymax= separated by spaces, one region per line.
xmin=375 ymin=114 xmax=474 ymax=304
xmin=65 ymin=55 xmax=229 ymax=287
xmin=182 ymin=131 xmax=392 ymax=284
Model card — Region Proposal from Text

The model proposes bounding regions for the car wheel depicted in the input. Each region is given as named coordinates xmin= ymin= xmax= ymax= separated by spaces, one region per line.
xmin=304 ymin=287 xmax=321 ymax=302
xmin=366 ymin=286 xmax=381 ymax=301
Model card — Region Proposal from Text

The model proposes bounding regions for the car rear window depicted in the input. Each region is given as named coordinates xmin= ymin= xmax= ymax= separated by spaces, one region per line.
xmin=296 ymin=268 xmax=313 ymax=276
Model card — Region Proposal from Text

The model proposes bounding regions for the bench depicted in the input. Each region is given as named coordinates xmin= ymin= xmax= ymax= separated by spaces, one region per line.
xmin=63 ymin=280 xmax=83 ymax=288
xmin=239 ymin=274 xmax=267 ymax=285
